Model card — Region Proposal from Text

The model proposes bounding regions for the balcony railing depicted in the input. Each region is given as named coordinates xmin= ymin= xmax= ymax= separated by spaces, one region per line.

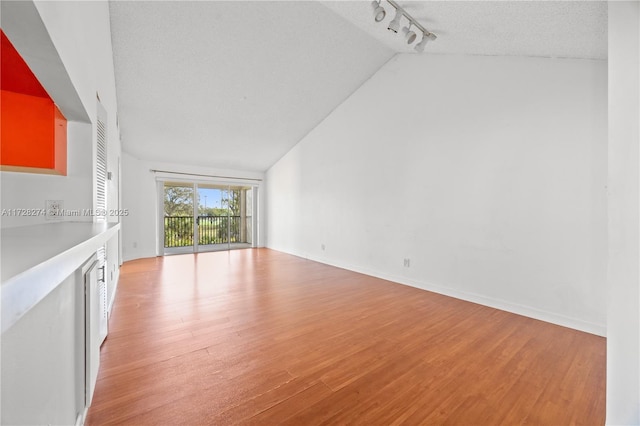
xmin=164 ymin=215 xmax=248 ymax=248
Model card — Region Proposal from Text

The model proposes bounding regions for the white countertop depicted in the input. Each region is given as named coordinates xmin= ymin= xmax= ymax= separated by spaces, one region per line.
xmin=1 ymin=221 xmax=120 ymax=333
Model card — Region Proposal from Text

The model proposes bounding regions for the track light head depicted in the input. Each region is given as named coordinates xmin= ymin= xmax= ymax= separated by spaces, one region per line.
xmin=414 ymin=32 xmax=434 ymax=52
xmin=387 ymin=8 xmax=403 ymax=33
xmin=402 ymin=25 xmax=417 ymax=44
xmin=371 ymin=1 xmax=386 ymax=22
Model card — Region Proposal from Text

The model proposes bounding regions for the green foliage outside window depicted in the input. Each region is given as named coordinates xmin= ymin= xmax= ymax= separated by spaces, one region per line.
xmin=163 ymin=186 xmax=245 ymax=247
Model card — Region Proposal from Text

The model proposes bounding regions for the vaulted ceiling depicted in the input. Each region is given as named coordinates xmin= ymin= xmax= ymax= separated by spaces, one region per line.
xmin=110 ymin=1 xmax=607 ymax=172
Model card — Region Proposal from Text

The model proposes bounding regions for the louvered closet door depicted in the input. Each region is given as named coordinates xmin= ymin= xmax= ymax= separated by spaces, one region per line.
xmin=95 ymin=100 xmax=108 ymax=345
xmin=96 ymin=104 xmax=107 ymax=223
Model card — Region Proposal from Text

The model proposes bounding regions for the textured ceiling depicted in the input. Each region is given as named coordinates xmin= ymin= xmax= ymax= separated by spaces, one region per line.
xmin=323 ymin=1 xmax=607 ymax=59
xmin=110 ymin=1 xmax=607 ymax=173
xmin=110 ymin=1 xmax=394 ymax=172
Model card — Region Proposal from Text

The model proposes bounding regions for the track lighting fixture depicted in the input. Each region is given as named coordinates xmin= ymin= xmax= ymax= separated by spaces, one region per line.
xmin=414 ymin=31 xmax=437 ymax=52
xmin=371 ymin=0 xmax=437 ymax=52
xmin=371 ymin=0 xmax=386 ymax=23
xmin=402 ymin=24 xmax=416 ymax=44
xmin=387 ymin=8 xmax=403 ymax=33
xmin=414 ymin=34 xmax=428 ymax=53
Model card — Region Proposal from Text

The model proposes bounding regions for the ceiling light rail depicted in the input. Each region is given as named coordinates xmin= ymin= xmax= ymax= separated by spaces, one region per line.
xmin=371 ymin=0 xmax=437 ymax=52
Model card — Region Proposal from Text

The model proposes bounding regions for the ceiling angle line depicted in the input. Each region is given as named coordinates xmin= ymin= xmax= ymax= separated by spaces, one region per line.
xmin=150 ymin=169 xmax=263 ymax=182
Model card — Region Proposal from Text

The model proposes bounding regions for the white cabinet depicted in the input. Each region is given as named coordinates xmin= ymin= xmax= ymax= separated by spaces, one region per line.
xmin=81 ymin=254 xmax=100 ymax=407
xmin=1 ymin=222 xmax=120 ymax=425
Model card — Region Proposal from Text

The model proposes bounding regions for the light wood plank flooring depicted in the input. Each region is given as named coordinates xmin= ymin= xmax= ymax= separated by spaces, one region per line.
xmin=86 ymin=248 xmax=605 ymax=425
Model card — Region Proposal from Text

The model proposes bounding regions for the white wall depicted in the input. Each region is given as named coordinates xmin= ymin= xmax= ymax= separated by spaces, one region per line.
xmin=121 ymin=152 xmax=158 ymax=260
xmin=0 ymin=1 xmax=121 ymax=423
xmin=34 ymin=0 xmax=123 ymax=226
xmin=0 ymin=122 xmax=93 ymax=227
xmin=267 ymin=53 xmax=607 ymax=335
xmin=607 ymin=2 xmax=640 ymax=424
xmin=121 ymin=153 xmax=266 ymax=261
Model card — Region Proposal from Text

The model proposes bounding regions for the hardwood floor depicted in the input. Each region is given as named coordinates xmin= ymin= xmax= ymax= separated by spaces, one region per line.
xmin=86 ymin=249 xmax=605 ymax=425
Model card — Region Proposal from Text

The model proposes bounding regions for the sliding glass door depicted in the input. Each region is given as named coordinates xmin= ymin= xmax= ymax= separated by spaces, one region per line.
xmin=163 ymin=181 xmax=255 ymax=254
xmin=163 ymin=182 xmax=195 ymax=253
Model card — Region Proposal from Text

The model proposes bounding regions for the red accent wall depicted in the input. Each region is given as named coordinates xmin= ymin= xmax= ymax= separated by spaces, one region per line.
xmin=0 ymin=29 xmax=67 ymax=175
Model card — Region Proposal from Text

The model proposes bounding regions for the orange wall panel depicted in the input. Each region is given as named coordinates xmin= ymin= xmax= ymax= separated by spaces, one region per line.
xmin=0 ymin=30 xmax=50 ymax=99
xmin=1 ymin=90 xmax=55 ymax=169
xmin=0 ymin=30 xmax=67 ymax=175
xmin=54 ymin=105 xmax=68 ymax=175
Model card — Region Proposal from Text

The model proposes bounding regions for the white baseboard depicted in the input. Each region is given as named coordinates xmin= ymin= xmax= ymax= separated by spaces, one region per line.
xmin=269 ymin=246 xmax=606 ymax=337
xmin=75 ymin=407 xmax=88 ymax=426
xmin=122 ymin=250 xmax=157 ymax=262
xmin=108 ymin=269 xmax=119 ymax=317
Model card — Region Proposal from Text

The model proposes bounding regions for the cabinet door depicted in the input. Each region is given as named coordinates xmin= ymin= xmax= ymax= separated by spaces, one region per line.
xmin=85 ymin=259 xmax=100 ymax=406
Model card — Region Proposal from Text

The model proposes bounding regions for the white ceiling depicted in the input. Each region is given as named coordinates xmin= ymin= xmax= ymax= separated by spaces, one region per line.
xmin=110 ymin=1 xmax=607 ymax=173
xmin=109 ymin=1 xmax=394 ymax=172
xmin=322 ymin=1 xmax=607 ymax=59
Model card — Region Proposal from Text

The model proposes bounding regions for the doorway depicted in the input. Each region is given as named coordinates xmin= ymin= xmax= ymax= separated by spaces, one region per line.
xmin=162 ymin=181 xmax=256 ymax=254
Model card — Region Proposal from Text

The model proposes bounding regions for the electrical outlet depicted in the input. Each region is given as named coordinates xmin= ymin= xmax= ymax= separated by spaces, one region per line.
xmin=321 ymin=244 xmax=326 ymax=251
xmin=403 ymin=258 xmax=411 ymax=268
xmin=46 ymin=200 xmax=64 ymax=220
